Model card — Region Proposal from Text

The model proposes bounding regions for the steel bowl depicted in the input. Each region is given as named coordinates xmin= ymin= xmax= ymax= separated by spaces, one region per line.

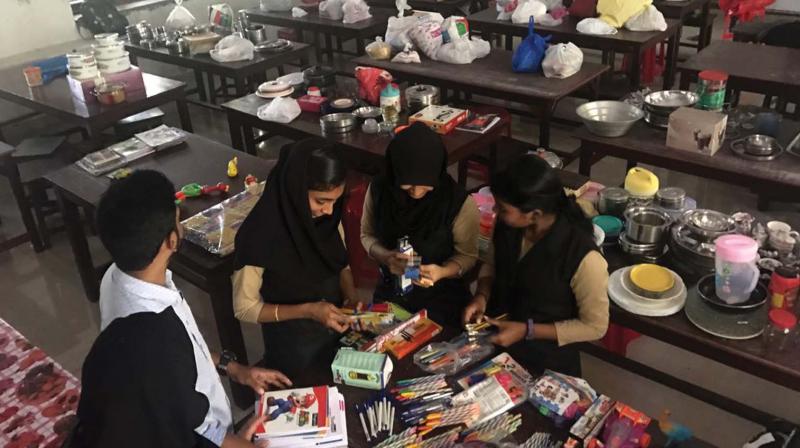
xmin=576 ymin=101 xmax=644 ymax=137
xmin=682 ymin=209 xmax=735 ymax=241
xmin=353 ymin=106 xmax=382 ymax=122
xmin=743 ymin=134 xmax=782 ymax=156
xmin=624 ymin=206 xmax=672 ymax=244
xmin=656 ymin=187 xmax=686 ymax=210
xmin=320 ymin=113 xmax=356 ymax=134
xmin=643 ymin=90 xmax=698 ymax=114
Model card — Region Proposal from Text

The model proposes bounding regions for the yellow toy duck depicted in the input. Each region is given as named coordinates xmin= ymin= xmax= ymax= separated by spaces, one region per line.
xmin=227 ymin=156 xmax=238 ymax=178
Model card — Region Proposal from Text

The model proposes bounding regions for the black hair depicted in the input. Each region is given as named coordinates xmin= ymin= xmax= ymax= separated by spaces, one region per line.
xmin=96 ymin=170 xmax=177 ymax=272
xmin=306 ymin=145 xmax=347 ymax=191
xmin=491 ymin=154 xmax=592 ymax=234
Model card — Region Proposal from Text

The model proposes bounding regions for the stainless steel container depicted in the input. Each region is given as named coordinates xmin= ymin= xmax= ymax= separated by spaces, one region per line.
xmin=320 ymin=113 xmax=357 ymax=134
xmin=624 ymin=206 xmax=672 ymax=244
xmin=643 ymin=90 xmax=698 ymax=128
xmin=656 ymin=187 xmax=686 ymax=209
xmin=126 ymin=25 xmax=141 ymax=44
xmin=246 ymin=25 xmax=267 ymax=45
xmin=598 ymin=187 xmax=630 ymax=217
xmin=576 ymin=101 xmax=644 ymax=137
xmin=682 ymin=209 xmax=735 ymax=242
xmin=405 ymin=85 xmax=440 ymax=114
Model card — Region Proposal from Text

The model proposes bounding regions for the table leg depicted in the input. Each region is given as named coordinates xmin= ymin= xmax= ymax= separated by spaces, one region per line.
xmin=56 ymin=189 xmax=99 ymax=302
xmin=228 ymin=113 xmax=245 ymax=151
xmin=578 ymin=145 xmax=593 ymax=177
xmin=176 ymin=98 xmax=193 ymax=133
xmin=679 ymin=70 xmax=691 ymax=91
xmin=505 ymin=34 xmax=513 ymax=51
xmin=243 ymin=124 xmax=256 ymax=155
xmin=313 ymin=32 xmax=323 ymax=64
xmin=663 ymin=28 xmax=681 ymax=90
xmin=698 ymin=2 xmax=711 ymax=50
xmin=4 ymin=159 xmax=44 ymax=252
xmin=625 ymin=159 xmax=638 ymax=173
xmin=235 ymin=76 xmax=247 ymax=99
xmin=208 ymin=276 xmax=252 ymax=409
xmin=539 ymin=104 xmax=554 ymax=149
xmin=630 ymin=50 xmax=641 ymax=88
xmin=356 ymin=38 xmax=365 ymax=56
xmin=194 ymin=69 xmax=207 ymax=102
xmin=325 ymin=33 xmax=334 ymax=63
xmin=208 ymin=73 xmax=218 ymax=105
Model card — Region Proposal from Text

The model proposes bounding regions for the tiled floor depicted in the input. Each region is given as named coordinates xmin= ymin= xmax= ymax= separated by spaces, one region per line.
xmin=2 ymin=16 xmax=800 ymax=446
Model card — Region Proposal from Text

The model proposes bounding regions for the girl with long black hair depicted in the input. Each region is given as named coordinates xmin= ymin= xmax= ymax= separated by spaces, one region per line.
xmin=462 ymin=154 xmax=609 ymax=376
xmin=232 ymin=138 xmax=359 ymax=378
xmin=361 ymin=123 xmax=479 ymax=327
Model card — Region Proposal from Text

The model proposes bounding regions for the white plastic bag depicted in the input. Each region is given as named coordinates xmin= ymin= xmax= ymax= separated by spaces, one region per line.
xmin=165 ymin=0 xmax=197 ymax=31
xmin=392 ymin=44 xmax=421 ymax=63
xmin=395 ymin=0 xmax=412 ymax=17
xmin=291 ymin=6 xmax=308 ymax=17
xmin=436 ymin=35 xmax=490 ymax=64
xmin=343 ymin=0 xmax=372 ymax=24
xmin=537 ymin=13 xmax=563 ymax=26
xmin=542 ymin=42 xmax=583 ymax=78
xmin=319 ymin=0 xmax=344 ymax=21
xmin=385 ymin=16 xmax=418 ymax=51
xmin=257 ymin=97 xmax=301 ymax=123
xmin=409 ymin=19 xmax=444 ymax=59
xmin=260 ymin=0 xmax=294 ymax=12
xmin=625 ymin=5 xmax=667 ymax=31
xmin=496 ymin=0 xmax=518 ymax=21
xmin=539 ymin=0 xmax=563 ymax=10
xmin=576 ymin=17 xmax=618 ymax=35
xmin=210 ymin=35 xmax=255 ymax=62
xmin=512 ymin=0 xmax=548 ymax=24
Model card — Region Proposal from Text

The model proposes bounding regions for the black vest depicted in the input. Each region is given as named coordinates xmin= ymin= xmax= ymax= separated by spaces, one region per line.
xmin=491 ymin=216 xmax=597 ymax=376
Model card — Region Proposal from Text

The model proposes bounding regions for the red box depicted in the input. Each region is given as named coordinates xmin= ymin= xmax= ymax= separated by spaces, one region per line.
xmin=298 ymin=95 xmax=328 ymax=113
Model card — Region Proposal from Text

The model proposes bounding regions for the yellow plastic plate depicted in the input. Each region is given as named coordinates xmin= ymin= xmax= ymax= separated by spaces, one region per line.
xmin=629 ymin=264 xmax=674 ymax=294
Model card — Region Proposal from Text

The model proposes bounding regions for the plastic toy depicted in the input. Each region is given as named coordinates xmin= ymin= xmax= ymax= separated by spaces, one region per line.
xmin=658 ymin=409 xmax=692 ymax=447
xmin=244 ymin=174 xmax=259 ymax=193
xmin=588 ymin=404 xmax=651 ymax=448
xmin=227 ymin=156 xmax=238 ymax=178
xmin=175 ymin=182 xmax=230 ymax=203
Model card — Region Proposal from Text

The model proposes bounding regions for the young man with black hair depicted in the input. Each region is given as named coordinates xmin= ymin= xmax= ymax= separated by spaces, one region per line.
xmin=72 ymin=170 xmax=290 ymax=448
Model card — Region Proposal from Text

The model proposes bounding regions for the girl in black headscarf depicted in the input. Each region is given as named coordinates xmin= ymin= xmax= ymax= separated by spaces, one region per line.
xmin=232 ymin=138 xmax=359 ymax=378
xmin=361 ymin=123 xmax=479 ymax=327
xmin=462 ymin=154 xmax=609 ymax=376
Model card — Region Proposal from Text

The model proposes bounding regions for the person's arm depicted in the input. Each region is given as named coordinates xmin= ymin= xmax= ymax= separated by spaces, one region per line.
xmin=340 ymin=267 xmax=361 ymax=307
xmin=462 ymin=243 xmax=496 ymax=325
xmin=553 ymin=250 xmax=610 ymax=346
xmin=418 ymin=196 xmax=480 ymax=286
xmin=361 ymin=183 xmax=410 ymax=275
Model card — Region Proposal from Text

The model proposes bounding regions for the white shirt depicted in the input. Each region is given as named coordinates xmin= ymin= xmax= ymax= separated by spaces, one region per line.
xmin=99 ymin=264 xmax=233 ymax=446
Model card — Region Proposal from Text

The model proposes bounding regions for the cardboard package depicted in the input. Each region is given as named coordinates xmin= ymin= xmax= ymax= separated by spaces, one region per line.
xmin=331 ymin=348 xmax=393 ymax=390
xmin=67 ymin=66 xmax=146 ymax=104
xmin=666 ymin=107 xmax=727 ymax=156
xmin=409 ymin=105 xmax=468 ymax=135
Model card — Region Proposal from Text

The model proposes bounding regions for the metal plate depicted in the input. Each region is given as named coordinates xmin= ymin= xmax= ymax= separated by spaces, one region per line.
xmin=696 ymin=274 xmax=769 ymax=310
xmin=730 ymin=138 xmax=784 ymax=161
xmin=685 ymin=286 xmax=767 ymax=340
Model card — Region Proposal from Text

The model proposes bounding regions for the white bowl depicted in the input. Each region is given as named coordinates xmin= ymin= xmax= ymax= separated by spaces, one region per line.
xmin=67 ymin=52 xmax=96 ymax=69
xmin=93 ymin=42 xmax=126 ymax=60
xmin=69 ymin=66 xmax=100 ymax=80
xmin=95 ymin=33 xmax=120 ymax=46
xmin=97 ymin=53 xmax=131 ymax=74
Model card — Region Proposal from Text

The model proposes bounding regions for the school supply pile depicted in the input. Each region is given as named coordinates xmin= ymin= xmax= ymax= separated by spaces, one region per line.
xmin=355 ymin=391 xmax=396 ymax=443
xmin=392 ymin=374 xmax=454 ymax=428
xmin=529 ymin=370 xmax=597 ymax=426
xmin=413 ymin=332 xmax=494 ymax=375
xmin=75 ymin=125 xmax=188 ymax=175
xmin=254 ymin=385 xmax=347 ymax=447
xmin=460 ymin=413 xmax=523 ymax=443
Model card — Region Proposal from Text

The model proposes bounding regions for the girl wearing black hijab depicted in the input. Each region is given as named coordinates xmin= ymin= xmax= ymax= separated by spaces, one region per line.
xmin=462 ymin=154 xmax=609 ymax=376
xmin=361 ymin=123 xmax=479 ymax=327
xmin=232 ymin=138 xmax=359 ymax=378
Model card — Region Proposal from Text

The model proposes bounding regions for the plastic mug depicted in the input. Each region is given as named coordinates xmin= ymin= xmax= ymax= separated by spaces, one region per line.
xmin=715 ymin=235 xmax=760 ymax=304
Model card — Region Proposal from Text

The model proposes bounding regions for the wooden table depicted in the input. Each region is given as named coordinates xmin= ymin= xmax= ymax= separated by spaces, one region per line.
xmin=222 ymin=94 xmax=511 ymax=185
xmin=678 ymin=40 xmax=800 ymax=103
xmin=352 ymin=51 xmax=609 ymax=148
xmin=125 ymin=41 xmax=312 ymax=107
xmin=654 ymin=0 xmax=713 ymax=50
xmin=45 ymin=133 xmax=276 ymax=407
xmin=244 ymin=8 xmax=393 ymax=64
xmin=366 ymin=0 xmax=475 ymax=16
xmin=732 ymin=15 xmax=795 ymax=43
xmin=467 ymin=10 xmax=682 ymax=89
xmin=0 ymin=67 xmax=192 ymax=145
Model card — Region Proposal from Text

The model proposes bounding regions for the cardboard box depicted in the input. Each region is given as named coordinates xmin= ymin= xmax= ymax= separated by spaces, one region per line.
xmin=331 ymin=348 xmax=393 ymax=390
xmin=409 ymin=105 xmax=468 ymax=135
xmin=666 ymin=107 xmax=727 ymax=156
xmin=68 ymin=66 xmax=145 ymax=104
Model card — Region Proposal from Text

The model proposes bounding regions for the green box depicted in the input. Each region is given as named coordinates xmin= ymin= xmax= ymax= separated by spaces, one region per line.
xmin=331 ymin=348 xmax=393 ymax=390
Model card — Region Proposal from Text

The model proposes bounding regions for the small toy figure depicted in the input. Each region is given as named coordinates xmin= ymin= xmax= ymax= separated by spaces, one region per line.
xmin=175 ymin=182 xmax=230 ymax=203
xmin=658 ymin=409 xmax=692 ymax=447
xmin=244 ymin=174 xmax=259 ymax=194
xmin=590 ymin=404 xmax=651 ymax=448
xmin=227 ymin=156 xmax=238 ymax=178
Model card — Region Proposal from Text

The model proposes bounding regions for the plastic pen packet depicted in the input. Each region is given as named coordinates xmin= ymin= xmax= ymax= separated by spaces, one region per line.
xmin=413 ymin=332 xmax=494 ymax=375
xmin=452 ymin=369 xmax=530 ymax=426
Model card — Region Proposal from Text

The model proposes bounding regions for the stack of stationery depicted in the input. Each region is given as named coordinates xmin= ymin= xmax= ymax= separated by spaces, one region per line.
xmin=452 ymin=369 xmax=529 ymax=426
xmin=254 ymin=386 xmax=347 ymax=447
xmin=76 ymin=125 xmax=188 ymax=175
xmin=391 ymin=375 xmax=454 ymax=428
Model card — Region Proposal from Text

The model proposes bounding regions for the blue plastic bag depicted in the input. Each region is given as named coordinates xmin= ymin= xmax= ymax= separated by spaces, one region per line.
xmin=512 ymin=17 xmax=551 ymax=73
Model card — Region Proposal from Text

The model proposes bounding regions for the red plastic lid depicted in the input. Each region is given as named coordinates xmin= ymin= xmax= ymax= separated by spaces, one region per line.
xmin=769 ymin=309 xmax=798 ymax=330
xmin=699 ymin=70 xmax=729 ymax=82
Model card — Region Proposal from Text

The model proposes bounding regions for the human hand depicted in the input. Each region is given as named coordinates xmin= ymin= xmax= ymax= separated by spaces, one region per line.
xmin=384 ymin=251 xmax=410 ymax=276
xmin=234 ymin=414 xmax=268 ymax=447
xmin=229 ymin=364 xmax=292 ymax=395
xmin=414 ymin=264 xmax=444 ymax=288
xmin=487 ymin=318 xmax=527 ymax=347
xmin=306 ymin=301 xmax=350 ymax=333
xmin=462 ymin=294 xmax=487 ymax=325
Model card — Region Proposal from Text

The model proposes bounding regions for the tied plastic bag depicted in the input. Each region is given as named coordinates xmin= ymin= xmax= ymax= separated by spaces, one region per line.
xmin=291 ymin=6 xmax=308 ymax=17
xmin=210 ymin=35 xmax=255 ymax=62
xmin=625 ymin=5 xmax=667 ymax=31
xmin=512 ymin=17 xmax=550 ymax=73
xmin=261 ymin=0 xmax=294 ymax=11
xmin=436 ymin=36 xmax=490 ymax=64
xmin=165 ymin=0 xmax=197 ymax=31
xmin=597 ymin=0 xmax=650 ymax=28
xmin=257 ymin=97 xmax=301 ymax=123
xmin=537 ymin=13 xmax=563 ymax=26
xmin=355 ymin=66 xmax=393 ymax=105
xmin=512 ymin=0 xmax=548 ymax=24
xmin=576 ymin=17 xmax=618 ymax=34
xmin=542 ymin=42 xmax=583 ymax=78
xmin=319 ymin=0 xmax=344 ymax=21
xmin=343 ymin=0 xmax=372 ymax=24
xmin=539 ymin=0 xmax=563 ymax=10
xmin=392 ymin=43 xmax=421 ymax=63
xmin=409 ymin=19 xmax=444 ymax=59
xmin=496 ymin=0 xmax=518 ymax=21
xmin=385 ymin=16 xmax=418 ymax=51
xmin=366 ymin=36 xmax=392 ymax=60
xmin=441 ymin=16 xmax=469 ymax=43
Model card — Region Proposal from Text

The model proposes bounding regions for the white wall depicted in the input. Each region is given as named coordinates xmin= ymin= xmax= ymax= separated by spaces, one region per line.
xmin=0 ymin=0 xmax=81 ymax=61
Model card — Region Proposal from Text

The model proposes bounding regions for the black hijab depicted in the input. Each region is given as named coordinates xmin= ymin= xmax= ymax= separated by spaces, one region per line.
xmin=234 ymin=138 xmax=347 ymax=281
xmin=371 ymin=122 xmax=467 ymax=251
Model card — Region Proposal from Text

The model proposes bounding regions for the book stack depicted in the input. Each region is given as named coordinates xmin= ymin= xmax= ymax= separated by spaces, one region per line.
xmin=254 ymin=386 xmax=347 ymax=448
xmin=76 ymin=125 xmax=188 ymax=176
